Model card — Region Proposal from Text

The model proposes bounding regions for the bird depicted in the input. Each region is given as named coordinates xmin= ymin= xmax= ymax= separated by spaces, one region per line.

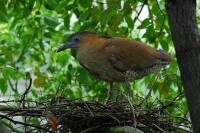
xmin=57 ymin=31 xmax=173 ymax=100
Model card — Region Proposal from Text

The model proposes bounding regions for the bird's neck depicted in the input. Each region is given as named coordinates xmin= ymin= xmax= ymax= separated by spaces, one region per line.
xmin=77 ymin=37 xmax=107 ymax=52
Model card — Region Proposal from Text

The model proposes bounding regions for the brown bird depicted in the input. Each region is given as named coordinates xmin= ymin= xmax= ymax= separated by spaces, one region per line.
xmin=57 ymin=31 xmax=173 ymax=100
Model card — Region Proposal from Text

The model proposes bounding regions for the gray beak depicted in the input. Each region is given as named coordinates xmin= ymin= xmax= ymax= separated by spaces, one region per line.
xmin=57 ymin=43 xmax=71 ymax=52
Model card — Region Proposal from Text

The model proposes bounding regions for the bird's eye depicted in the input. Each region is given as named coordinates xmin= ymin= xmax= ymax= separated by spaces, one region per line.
xmin=74 ymin=36 xmax=80 ymax=42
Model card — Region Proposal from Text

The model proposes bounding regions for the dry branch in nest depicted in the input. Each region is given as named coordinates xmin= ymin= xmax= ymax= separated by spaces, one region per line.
xmin=0 ymin=92 xmax=192 ymax=133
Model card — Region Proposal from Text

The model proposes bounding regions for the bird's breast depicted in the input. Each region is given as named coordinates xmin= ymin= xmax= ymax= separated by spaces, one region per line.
xmin=76 ymin=49 xmax=125 ymax=82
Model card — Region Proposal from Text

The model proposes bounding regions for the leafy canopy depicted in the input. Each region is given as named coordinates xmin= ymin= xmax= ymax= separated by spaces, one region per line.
xmin=0 ymin=0 xmax=190 ymax=122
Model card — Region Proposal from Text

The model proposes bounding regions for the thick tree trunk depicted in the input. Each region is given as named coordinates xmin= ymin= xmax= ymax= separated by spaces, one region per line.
xmin=165 ymin=0 xmax=200 ymax=132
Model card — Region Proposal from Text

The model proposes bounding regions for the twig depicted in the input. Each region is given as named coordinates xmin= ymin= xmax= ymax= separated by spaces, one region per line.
xmin=0 ymin=114 xmax=52 ymax=132
xmin=133 ymin=0 xmax=147 ymax=25
xmin=139 ymin=75 xmax=159 ymax=106
xmin=20 ymin=78 xmax=32 ymax=106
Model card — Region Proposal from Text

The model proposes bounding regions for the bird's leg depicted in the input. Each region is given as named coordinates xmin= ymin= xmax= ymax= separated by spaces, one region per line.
xmin=125 ymin=81 xmax=131 ymax=93
xmin=107 ymin=82 xmax=114 ymax=101
xmin=124 ymin=71 xmax=133 ymax=100
xmin=125 ymin=81 xmax=133 ymax=100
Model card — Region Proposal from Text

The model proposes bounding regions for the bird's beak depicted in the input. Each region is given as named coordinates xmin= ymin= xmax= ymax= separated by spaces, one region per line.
xmin=57 ymin=42 xmax=73 ymax=52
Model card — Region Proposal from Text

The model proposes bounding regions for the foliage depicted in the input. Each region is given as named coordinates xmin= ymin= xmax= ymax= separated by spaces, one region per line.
xmin=0 ymin=0 xmax=196 ymax=132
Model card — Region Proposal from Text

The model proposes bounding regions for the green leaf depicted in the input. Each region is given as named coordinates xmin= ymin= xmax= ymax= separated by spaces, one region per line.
xmin=152 ymin=2 xmax=160 ymax=15
xmin=67 ymin=72 xmax=72 ymax=85
xmin=125 ymin=16 xmax=134 ymax=29
xmin=64 ymin=15 xmax=70 ymax=30
xmin=159 ymin=79 xmax=171 ymax=99
xmin=2 ymin=69 xmax=9 ymax=80
xmin=78 ymin=69 xmax=89 ymax=85
xmin=44 ymin=16 xmax=59 ymax=28
xmin=0 ymin=10 xmax=8 ymax=22
xmin=79 ymin=22 xmax=92 ymax=31
xmin=155 ymin=16 xmax=164 ymax=29
xmin=23 ymin=6 xmax=31 ymax=18
xmin=44 ymin=0 xmax=58 ymax=10
xmin=44 ymin=32 xmax=52 ymax=38
xmin=79 ymin=0 xmax=92 ymax=8
xmin=39 ymin=39 xmax=45 ymax=51
xmin=137 ymin=18 xmax=150 ymax=29
xmin=74 ymin=88 xmax=82 ymax=98
xmin=149 ymin=36 xmax=156 ymax=43
xmin=142 ymin=25 xmax=154 ymax=38
xmin=107 ymin=28 xmax=115 ymax=36
xmin=0 ymin=1 xmax=6 ymax=14
xmin=1 ymin=40 xmax=6 ymax=44
xmin=159 ymin=38 xmax=169 ymax=51
xmin=64 ymin=89 xmax=74 ymax=98
xmin=0 ymin=78 xmax=7 ymax=94
xmin=28 ymin=118 xmax=39 ymax=124
xmin=47 ymin=26 xmax=56 ymax=32
xmin=7 ymin=68 xmax=17 ymax=79
xmin=31 ymin=90 xmax=38 ymax=98
xmin=111 ymin=15 xmax=122 ymax=28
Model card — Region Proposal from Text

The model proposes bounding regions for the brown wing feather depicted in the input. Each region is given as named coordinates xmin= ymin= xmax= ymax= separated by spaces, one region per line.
xmin=105 ymin=38 xmax=172 ymax=72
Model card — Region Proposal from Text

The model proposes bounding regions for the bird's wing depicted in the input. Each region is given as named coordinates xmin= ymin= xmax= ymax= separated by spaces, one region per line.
xmin=105 ymin=38 xmax=172 ymax=72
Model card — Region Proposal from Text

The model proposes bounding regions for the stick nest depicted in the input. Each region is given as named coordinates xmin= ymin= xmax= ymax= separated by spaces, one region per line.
xmin=0 ymin=93 xmax=192 ymax=133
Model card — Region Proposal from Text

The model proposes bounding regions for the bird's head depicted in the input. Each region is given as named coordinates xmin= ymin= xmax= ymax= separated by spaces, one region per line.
xmin=57 ymin=33 xmax=81 ymax=52
xmin=57 ymin=31 xmax=111 ymax=52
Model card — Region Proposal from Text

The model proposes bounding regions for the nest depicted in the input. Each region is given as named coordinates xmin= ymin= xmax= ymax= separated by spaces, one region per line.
xmin=0 ymin=93 xmax=192 ymax=133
